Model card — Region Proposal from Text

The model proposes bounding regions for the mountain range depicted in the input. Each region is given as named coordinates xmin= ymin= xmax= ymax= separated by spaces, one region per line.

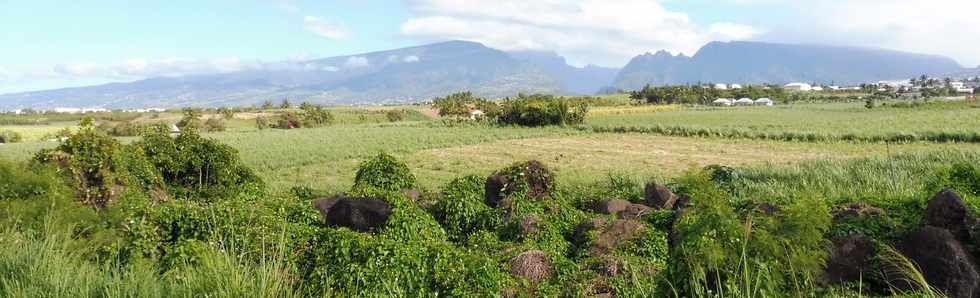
xmin=0 ymin=40 xmax=974 ymax=109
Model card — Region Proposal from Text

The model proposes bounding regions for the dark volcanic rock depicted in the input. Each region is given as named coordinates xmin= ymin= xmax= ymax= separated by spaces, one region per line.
xmin=485 ymin=175 xmax=508 ymax=208
xmin=312 ymin=195 xmax=392 ymax=232
xmin=899 ymin=226 xmax=980 ymax=298
xmin=825 ymin=235 xmax=876 ymax=284
xmin=924 ymin=189 xmax=975 ymax=241
xmin=644 ymin=183 xmax=678 ymax=210
xmin=596 ymin=199 xmax=651 ymax=219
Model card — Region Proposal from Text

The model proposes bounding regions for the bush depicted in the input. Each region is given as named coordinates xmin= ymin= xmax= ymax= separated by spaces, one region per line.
xmin=136 ymin=131 xmax=263 ymax=201
xmin=176 ymin=108 xmax=203 ymax=132
xmin=299 ymin=105 xmax=334 ymax=127
xmin=204 ymin=118 xmax=225 ymax=132
xmin=0 ymin=130 xmax=23 ymax=143
xmin=496 ymin=94 xmax=588 ymax=127
xmin=432 ymin=175 xmax=500 ymax=242
xmin=385 ymin=109 xmax=406 ymax=122
xmin=34 ymin=122 xmax=164 ymax=208
xmin=352 ymin=152 xmax=416 ymax=193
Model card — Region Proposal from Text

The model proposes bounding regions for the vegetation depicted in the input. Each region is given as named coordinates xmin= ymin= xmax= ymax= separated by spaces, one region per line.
xmin=630 ymin=84 xmax=787 ymax=104
xmin=0 ymin=95 xmax=979 ymax=297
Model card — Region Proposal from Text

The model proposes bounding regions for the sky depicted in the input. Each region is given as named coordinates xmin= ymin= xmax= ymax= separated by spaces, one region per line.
xmin=2 ymin=0 xmax=979 ymax=94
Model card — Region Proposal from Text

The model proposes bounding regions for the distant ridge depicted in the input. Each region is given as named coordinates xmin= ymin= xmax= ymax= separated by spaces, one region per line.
xmin=0 ymin=40 xmax=971 ymax=109
xmin=0 ymin=41 xmax=609 ymax=109
xmin=611 ymin=41 xmax=965 ymax=90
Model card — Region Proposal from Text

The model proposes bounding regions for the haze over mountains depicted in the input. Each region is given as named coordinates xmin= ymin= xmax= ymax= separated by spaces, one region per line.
xmin=0 ymin=40 xmax=974 ymax=109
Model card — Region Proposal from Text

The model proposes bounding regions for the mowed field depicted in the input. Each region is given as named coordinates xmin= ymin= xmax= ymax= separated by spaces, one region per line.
xmin=2 ymin=100 xmax=978 ymax=191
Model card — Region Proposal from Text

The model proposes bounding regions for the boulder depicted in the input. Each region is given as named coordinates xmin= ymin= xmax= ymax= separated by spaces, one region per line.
xmin=597 ymin=199 xmax=631 ymax=215
xmin=312 ymin=195 xmax=392 ymax=232
xmin=898 ymin=226 xmax=980 ymax=298
xmin=509 ymin=250 xmax=553 ymax=283
xmin=596 ymin=199 xmax=651 ymax=220
xmin=620 ymin=203 xmax=652 ymax=220
xmin=485 ymin=175 xmax=508 ymax=208
xmin=924 ymin=189 xmax=975 ymax=241
xmin=588 ymin=219 xmax=646 ymax=256
xmin=831 ymin=202 xmax=886 ymax=222
xmin=644 ymin=183 xmax=678 ymax=210
xmin=824 ymin=235 xmax=876 ymax=284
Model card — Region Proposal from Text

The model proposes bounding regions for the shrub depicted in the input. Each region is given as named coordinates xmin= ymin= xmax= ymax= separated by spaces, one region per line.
xmin=136 ymin=131 xmax=263 ymax=201
xmin=34 ymin=122 xmax=164 ymax=208
xmin=276 ymin=112 xmax=303 ymax=129
xmin=385 ymin=109 xmax=406 ymax=122
xmin=299 ymin=105 xmax=334 ymax=127
xmin=176 ymin=108 xmax=203 ymax=132
xmin=0 ymin=130 xmax=23 ymax=143
xmin=496 ymin=94 xmax=588 ymax=127
xmin=352 ymin=152 xmax=416 ymax=193
xmin=203 ymin=118 xmax=226 ymax=132
xmin=432 ymin=175 xmax=500 ymax=242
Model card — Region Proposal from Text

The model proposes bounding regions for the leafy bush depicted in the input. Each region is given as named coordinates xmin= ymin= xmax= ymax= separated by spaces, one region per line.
xmin=136 ymin=131 xmax=263 ymax=201
xmin=432 ymin=175 xmax=500 ymax=242
xmin=352 ymin=152 xmax=416 ymax=193
xmin=0 ymin=130 xmax=24 ymax=143
xmin=97 ymin=121 xmax=169 ymax=137
xmin=299 ymin=105 xmax=334 ymax=127
xmin=34 ymin=122 xmax=164 ymax=208
xmin=385 ymin=109 xmax=406 ymax=122
xmin=496 ymin=94 xmax=588 ymax=127
xmin=176 ymin=108 xmax=203 ymax=132
xmin=204 ymin=118 xmax=226 ymax=132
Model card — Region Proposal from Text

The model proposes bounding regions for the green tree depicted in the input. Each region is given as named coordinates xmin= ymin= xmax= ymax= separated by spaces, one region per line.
xmin=176 ymin=108 xmax=203 ymax=131
xmin=261 ymin=100 xmax=274 ymax=109
xmin=433 ymin=92 xmax=479 ymax=117
xmin=280 ymin=98 xmax=291 ymax=109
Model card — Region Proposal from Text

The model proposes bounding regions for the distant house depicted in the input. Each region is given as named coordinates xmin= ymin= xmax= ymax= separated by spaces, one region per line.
xmin=729 ymin=84 xmax=743 ymax=89
xmin=784 ymin=82 xmax=812 ymax=91
xmin=713 ymin=98 xmax=733 ymax=106
xmin=735 ymin=98 xmax=755 ymax=105
xmin=811 ymin=86 xmax=825 ymax=92
xmin=755 ymin=98 xmax=774 ymax=106
xmin=713 ymin=83 xmax=728 ymax=90
xmin=468 ymin=108 xmax=485 ymax=120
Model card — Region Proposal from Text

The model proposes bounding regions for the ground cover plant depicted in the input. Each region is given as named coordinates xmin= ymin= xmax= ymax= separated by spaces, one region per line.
xmin=0 ymin=98 xmax=979 ymax=297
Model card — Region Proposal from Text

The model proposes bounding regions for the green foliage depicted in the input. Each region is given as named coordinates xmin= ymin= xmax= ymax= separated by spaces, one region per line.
xmin=260 ymin=100 xmax=274 ymax=109
xmin=385 ymin=109 xmax=406 ymax=122
xmin=630 ymin=84 xmax=787 ymax=105
xmin=299 ymin=104 xmax=335 ymax=127
xmin=433 ymin=91 xmax=481 ymax=117
xmin=136 ymin=131 xmax=263 ymax=201
xmin=432 ymin=175 xmax=500 ymax=242
xmin=33 ymin=121 xmax=163 ymax=208
xmin=352 ymin=152 xmax=416 ymax=193
xmin=496 ymin=94 xmax=588 ymax=127
xmin=280 ymin=99 xmax=291 ymax=109
xmin=204 ymin=117 xmax=226 ymax=132
xmin=301 ymin=228 xmax=509 ymax=297
xmin=176 ymin=108 xmax=203 ymax=132
xmin=0 ymin=129 xmax=24 ymax=143
xmin=668 ymin=169 xmax=830 ymax=296
xmin=97 ymin=121 xmax=169 ymax=137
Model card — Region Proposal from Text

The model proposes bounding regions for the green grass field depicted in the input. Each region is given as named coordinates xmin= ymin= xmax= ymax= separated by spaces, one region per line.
xmin=2 ymin=100 xmax=979 ymax=297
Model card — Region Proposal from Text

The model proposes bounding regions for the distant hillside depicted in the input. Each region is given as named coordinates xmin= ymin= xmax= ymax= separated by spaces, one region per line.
xmin=0 ymin=41 xmax=586 ymax=109
xmin=612 ymin=41 xmax=966 ymax=90
xmin=507 ymin=51 xmax=619 ymax=95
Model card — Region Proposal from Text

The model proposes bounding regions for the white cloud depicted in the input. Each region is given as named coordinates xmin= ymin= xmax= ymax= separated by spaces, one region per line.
xmin=802 ymin=0 xmax=980 ymax=66
xmin=323 ymin=66 xmax=339 ymax=72
xmin=303 ymin=16 xmax=349 ymax=39
xmin=709 ymin=23 xmax=763 ymax=40
xmin=344 ymin=56 xmax=370 ymax=68
xmin=403 ymin=55 xmax=420 ymax=63
xmin=400 ymin=0 xmax=756 ymax=67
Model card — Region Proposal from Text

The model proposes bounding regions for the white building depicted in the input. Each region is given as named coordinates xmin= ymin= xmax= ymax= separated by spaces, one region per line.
xmin=713 ymin=98 xmax=733 ymax=106
xmin=735 ymin=98 xmax=755 ymax=105
xmin=729 ymin=84 xmax=743 ymax=89
xmin=755 ymin=98 xmax=774 ymax=106
xmin=713 ymin=83 xmax=728 ymax=90
xmin=811 ymin=86 xmax=825 ymax=92
xmin=784 ymin=83 xmax=812 ymax=91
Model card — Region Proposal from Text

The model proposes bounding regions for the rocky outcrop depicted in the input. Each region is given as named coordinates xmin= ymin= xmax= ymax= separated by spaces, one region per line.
xmin=312 ymin=195 xmax=392 ymax=232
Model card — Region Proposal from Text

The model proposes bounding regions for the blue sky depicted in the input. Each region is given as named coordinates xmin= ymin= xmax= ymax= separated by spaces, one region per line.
xmin=2 ymin=0 xmax=979 ymax=94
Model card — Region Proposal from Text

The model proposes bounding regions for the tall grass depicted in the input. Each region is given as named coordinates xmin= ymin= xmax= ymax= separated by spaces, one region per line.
xmin=0 ymin=221 xmax=299 ymax=298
